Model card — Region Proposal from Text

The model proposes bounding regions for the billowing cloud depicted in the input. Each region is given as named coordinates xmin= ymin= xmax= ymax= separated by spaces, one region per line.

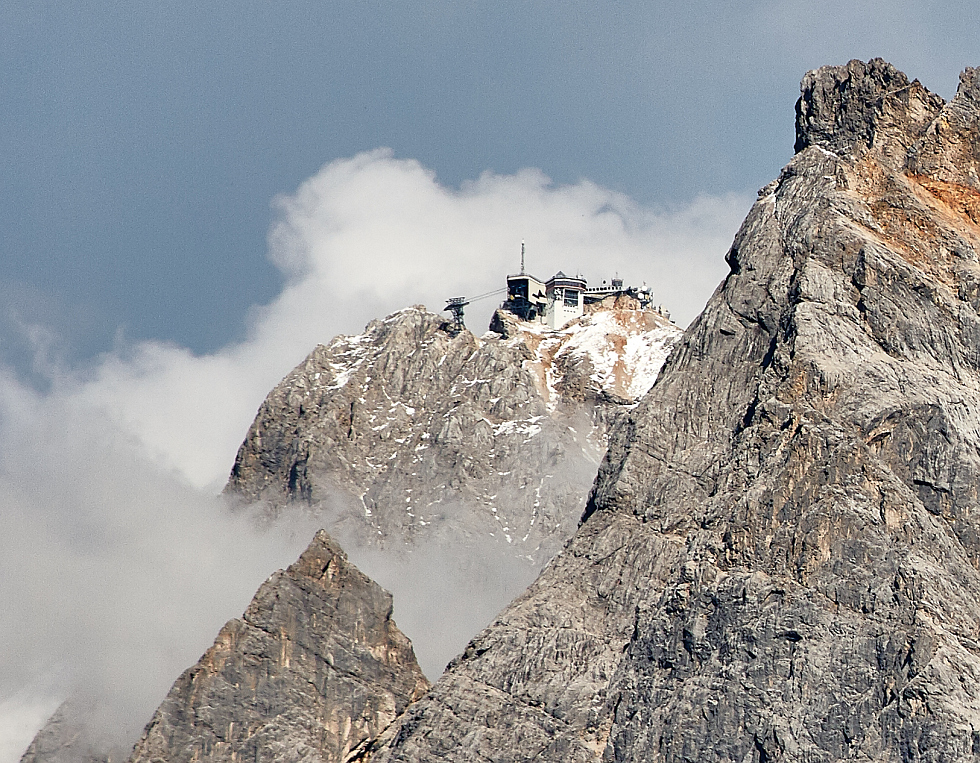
xmin=0 ymin=151 xmax=748 ymax=760
xmin=0 ymin=365 xmax=320 ymax=757
xmin=68 ymin=150 xmax=748 ymax=489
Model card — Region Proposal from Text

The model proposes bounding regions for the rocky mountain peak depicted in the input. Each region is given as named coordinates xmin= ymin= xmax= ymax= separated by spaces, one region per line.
xmin=126 ymin=529 xmax=428 ymax=763
xmin=796 ymin=58 xmax=980 ymax=193
xmin=224 ymin=301 xmax=679 ymax=563
xmin=794 ymin=58 xmax=945 ymax=165
xmin=18 ymin=703 xmax=116 ymax=763
xmin=907 ymin=65 xmax=980 ymax=192
xmin=366 ymin=59 xmax=980 ymax=762
xmin=953 ymin=65 xmax=980 ymax=113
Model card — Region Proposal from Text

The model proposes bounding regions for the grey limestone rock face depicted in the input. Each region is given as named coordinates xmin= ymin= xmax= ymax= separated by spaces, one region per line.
xmin=907 ymin=66 xmax=980 ymax=192
xmin=125 ymin=530 xmax=429 ymax=763
xmin=225 ymin=304 xmax=679 ymax=565
xmin=795 ymin=58 xmax=944 ymax=167
xmin=367 ymin=59 xmax=980 ymax=762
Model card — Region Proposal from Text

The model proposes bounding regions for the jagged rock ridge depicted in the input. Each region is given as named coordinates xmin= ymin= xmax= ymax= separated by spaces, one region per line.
xmin=32 ymin=56 xmax=980 ymax=763
xmin=126 ymin=531 xmax=428 ymax=763
xmin=225 ymin=303 xmax=679 ymax=563
xmin=363 ymin=59 xmax=980 ymax=762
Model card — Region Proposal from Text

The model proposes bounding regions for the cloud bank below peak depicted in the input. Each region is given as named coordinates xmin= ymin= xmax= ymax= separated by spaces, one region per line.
xmin=0 ymin=151 xmax=748 ymax=761
xmin=54 ymin=149 xmax=750 ymax=490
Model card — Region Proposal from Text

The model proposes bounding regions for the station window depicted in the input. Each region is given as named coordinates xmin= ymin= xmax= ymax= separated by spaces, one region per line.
xmin=564 ymin=290 xmax=579 ymax=307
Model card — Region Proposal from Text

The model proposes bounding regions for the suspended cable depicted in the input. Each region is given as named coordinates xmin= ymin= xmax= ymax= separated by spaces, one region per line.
xmin=464 ymin=287 xmax=507 ymax=303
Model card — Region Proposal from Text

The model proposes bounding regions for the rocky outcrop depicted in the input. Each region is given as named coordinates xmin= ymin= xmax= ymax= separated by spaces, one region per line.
xmin=794 ymin=58 xmax=944 ymax=166
xmin=18 ymin=703 xmax=115 ymax=763
xmin=366 ymin=59 xmax=980 ymax=762
xmin=225 ymin=304 xmax=679 ymax=564
xmin=126 ymin=531 xmax=428 ymax=763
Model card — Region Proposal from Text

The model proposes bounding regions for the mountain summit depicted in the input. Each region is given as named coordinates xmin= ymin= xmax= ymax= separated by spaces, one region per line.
xmin=225 ymin=301 xmax=679 ymax=564
xmin=21 ymin=276 xmax=679 ymax=763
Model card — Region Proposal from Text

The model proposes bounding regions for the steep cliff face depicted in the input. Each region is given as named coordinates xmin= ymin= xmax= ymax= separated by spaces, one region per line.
xmin=367 ymin=60 xmax=980 ymax=762
xmin=126 ymin=531 xmax=428 ymax=763
xmin=225 ymin=304 xmax=679 ymax=564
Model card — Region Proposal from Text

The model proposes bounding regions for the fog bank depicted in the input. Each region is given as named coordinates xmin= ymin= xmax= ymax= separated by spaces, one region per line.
xmin=0 ymin=152 xmax=746 ymax=760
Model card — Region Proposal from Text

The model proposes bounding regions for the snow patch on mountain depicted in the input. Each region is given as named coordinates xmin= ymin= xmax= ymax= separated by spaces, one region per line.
xmin=502 ymin=305 xmax=681 ymax=407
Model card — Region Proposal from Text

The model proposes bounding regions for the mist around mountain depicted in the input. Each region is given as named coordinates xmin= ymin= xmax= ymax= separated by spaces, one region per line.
xmin=21 ymin=56 xmax=980 ymax=763
xmin=19 ymin=291 xmax=681 ymax=761
xmin=1 ymin=151 xmax=741 ymax=763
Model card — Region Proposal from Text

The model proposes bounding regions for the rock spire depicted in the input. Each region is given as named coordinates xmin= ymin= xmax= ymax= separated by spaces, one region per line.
xmin=126 ymin=531 xmax=428 ymax=763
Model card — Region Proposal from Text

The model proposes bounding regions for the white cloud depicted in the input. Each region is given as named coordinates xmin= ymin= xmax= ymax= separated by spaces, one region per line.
xmin=66 ymin=150 xmax=746 ymax=489
xmin=0 ymin=150 xmax=748 ymax=760
xmin=0 ymin=366 xmax=320 ymax=758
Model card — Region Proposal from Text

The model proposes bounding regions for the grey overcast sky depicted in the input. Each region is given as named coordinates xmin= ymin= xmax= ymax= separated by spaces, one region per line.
xmin=2 ymin=0 xmax=976 ymax=367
